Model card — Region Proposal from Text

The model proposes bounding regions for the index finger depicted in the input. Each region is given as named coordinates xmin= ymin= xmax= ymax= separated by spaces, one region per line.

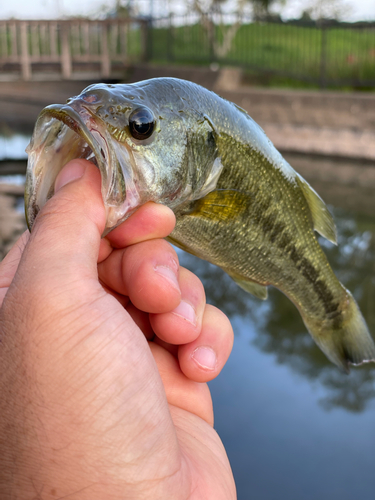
xmin=104 ymin=201 xmax=176 ymax=250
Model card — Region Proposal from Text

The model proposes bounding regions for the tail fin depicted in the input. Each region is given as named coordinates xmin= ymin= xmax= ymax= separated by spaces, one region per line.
xmin=303 ymin=292 xmax=375 ymax=373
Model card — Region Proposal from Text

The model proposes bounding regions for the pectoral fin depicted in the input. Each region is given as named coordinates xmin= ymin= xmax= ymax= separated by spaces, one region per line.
xmin=188 ymin=189 xmax=251 ymax=222
xmin=167 ymin=190 xmax=250 ymax=259
xmin=297 ymin=176 xmax=337 ymax=244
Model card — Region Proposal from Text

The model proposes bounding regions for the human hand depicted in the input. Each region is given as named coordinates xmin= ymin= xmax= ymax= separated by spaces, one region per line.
xmin=0 ymin=160 xmax=236 ymax=499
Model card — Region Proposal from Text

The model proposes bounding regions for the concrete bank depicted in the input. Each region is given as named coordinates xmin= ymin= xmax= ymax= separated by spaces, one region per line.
xmin=0 ymin=80 xmax=103 ymax=134
xmin=1 ymin=64 xmax=375 ymax=162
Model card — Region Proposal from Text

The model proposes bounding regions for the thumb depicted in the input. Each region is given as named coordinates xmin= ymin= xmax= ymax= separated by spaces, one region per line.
xmin=23 ymin=159 xmax=105 ymax=283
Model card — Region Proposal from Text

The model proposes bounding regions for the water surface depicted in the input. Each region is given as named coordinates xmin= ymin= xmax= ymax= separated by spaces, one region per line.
xmin=0 ymin=134 xmax=29 ymax=160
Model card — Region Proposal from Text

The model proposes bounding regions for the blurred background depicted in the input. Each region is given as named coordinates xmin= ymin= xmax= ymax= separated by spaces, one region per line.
xmin=1 ymin=1 xmax=375 ymax=499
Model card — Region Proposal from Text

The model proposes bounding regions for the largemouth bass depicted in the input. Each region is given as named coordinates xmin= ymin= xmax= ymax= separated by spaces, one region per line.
xmin=25 ymin=77 xmax=375 ymax=372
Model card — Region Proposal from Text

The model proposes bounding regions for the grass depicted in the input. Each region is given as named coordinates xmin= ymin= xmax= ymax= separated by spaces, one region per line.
xmin=150 ymin=21 xmax=375 ymax=90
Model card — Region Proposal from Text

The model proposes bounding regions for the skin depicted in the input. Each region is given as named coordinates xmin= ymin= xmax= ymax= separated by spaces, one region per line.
xmin=0 ymin=160 xmax=236 ymax=500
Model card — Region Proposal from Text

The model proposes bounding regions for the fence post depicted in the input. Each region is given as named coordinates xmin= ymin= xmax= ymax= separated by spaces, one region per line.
xmin=319 ymin=22 xmax=327 ymax=89
xmin=167 ymin=13 xmax=174 ymax=61
xmin=207 ymin=13 xmax=215 ymax=63
xmin=20 ymin=22 xmax=31 ymax=81
xmin=61 ymin=23 xmax=72 ymax=79
xmin=142 ymin=18 xmax=152 ymax=62
xmin=101 ymin=22 xmax=110 ymax=77
xmin=10 ymin=22 xmax=18 ymax=58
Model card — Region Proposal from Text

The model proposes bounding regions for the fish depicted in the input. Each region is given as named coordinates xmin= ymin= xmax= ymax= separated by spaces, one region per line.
xmin=25 ymin=77 xmax=375 ymax=372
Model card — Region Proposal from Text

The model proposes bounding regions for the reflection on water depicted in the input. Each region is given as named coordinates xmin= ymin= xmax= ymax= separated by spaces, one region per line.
xmin=0 ymin=134 xmax=29 ymax=160
xmin=0 ymin=175 xmax=26 ymax=260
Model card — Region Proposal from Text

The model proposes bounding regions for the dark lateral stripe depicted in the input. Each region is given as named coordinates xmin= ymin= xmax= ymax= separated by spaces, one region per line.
xmin=255 ymin=199 xmax=341 ymax=322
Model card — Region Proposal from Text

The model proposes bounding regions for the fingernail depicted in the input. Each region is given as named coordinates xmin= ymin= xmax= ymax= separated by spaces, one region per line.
xmin=172 ymin=300 xmax=196 ymax=326
xmin=154 ymin=265 xmax=180 ymax=292
xmin=192 ymin=346 xmax=217 ymax=371
xmin=55 ymin=162 xmax=86 ymax=192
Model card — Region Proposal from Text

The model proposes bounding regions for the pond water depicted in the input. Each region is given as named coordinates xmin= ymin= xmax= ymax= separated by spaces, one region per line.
xmin=0 ymin=148 xmax=374 ymax=499
xmin=0 ymin=134 xmax=29 ymax=160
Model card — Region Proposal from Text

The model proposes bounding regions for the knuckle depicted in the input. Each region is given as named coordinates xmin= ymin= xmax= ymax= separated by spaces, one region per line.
xmin=34 ymin=194 xmax=77 ymax=229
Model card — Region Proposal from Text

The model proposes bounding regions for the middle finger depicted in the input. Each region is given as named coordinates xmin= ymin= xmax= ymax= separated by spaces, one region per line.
xmin=150 ymin=267 xmax=206 ymax=345
xmin=98 ymin=239 xmax=181 ymax=314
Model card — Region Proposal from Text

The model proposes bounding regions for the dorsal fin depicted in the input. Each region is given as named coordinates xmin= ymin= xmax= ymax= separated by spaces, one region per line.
xmin=296 ymin=176 xmax=337 ymax=245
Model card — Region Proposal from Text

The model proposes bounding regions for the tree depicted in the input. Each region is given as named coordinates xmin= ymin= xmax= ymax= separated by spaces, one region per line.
xmin=190 ymin=0 xmax=284 ymax=58
xmin=252 ymin=0 xmax=281 ymax=20
xmin=190 ymin=0 xmax=247 ymax=58
xmin=299 ymin=0 xmax=352 ymax=21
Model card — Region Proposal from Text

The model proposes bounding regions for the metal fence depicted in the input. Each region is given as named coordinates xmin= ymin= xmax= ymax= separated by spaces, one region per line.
xmin=149 ymin=14 xmax=375 ymax=88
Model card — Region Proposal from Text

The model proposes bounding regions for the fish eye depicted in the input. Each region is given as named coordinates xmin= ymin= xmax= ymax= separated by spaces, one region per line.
xmin=129 ymin=108 xmax=155 ymax=140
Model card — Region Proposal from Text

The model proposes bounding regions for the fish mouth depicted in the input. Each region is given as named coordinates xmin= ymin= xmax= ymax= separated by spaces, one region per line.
xmin=25 ymin=104 xmax=130 ymax=232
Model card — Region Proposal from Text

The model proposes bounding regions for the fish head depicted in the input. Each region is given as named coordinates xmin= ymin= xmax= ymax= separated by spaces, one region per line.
xmin=25 ymin=80 xmax=218 ymax=233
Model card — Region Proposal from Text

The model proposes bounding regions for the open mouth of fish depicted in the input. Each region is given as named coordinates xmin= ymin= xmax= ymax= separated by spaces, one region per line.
xmin=25 ymin=104 xmax=139 ymax=233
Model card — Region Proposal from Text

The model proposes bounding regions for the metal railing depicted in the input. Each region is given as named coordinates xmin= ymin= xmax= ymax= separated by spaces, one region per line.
xmin=0 ymin=19 xmax=148 ymax=80
xmin=149 ymin=14 xmax=375 ymax=88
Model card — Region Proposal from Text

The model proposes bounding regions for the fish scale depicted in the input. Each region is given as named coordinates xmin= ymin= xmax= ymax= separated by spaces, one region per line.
xmin=25 ymin=77 xmax=375 ymax=372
